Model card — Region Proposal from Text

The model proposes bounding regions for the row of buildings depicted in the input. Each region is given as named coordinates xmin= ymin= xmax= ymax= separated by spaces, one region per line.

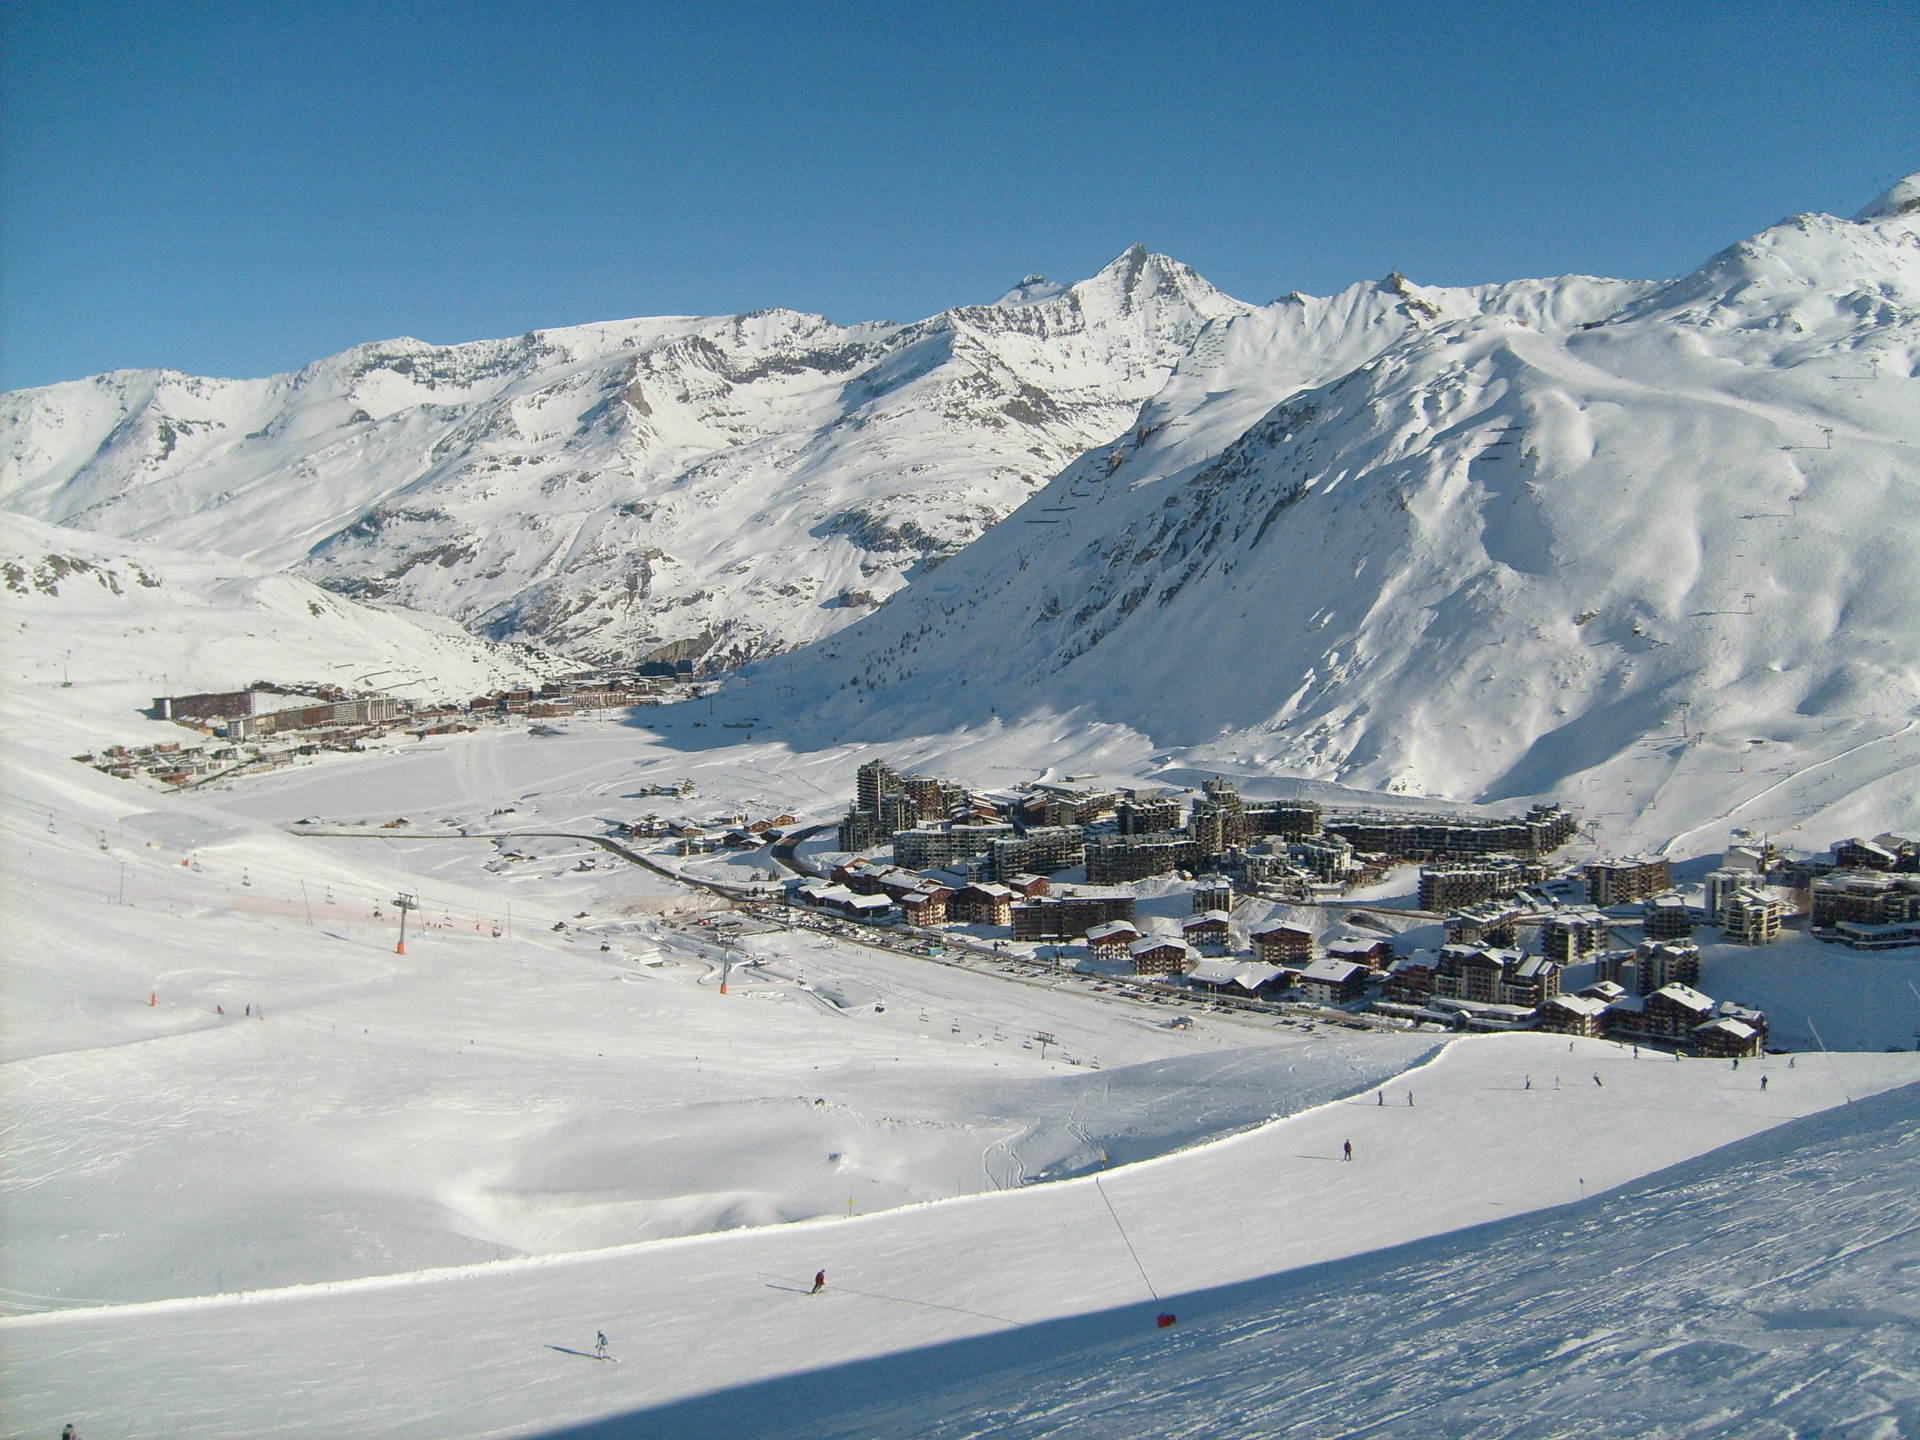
xmin=148 ymin=672 xmax=683 ymax=743
xmin=836 ymin=761 xmax=1581 ymax=900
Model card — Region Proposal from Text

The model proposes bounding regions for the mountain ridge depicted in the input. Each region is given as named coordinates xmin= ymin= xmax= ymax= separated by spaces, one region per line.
xmin=1 ymin=248 xmax=1255 ymax=670
xmin=730 ymin=178 xmax=1920 ymax=838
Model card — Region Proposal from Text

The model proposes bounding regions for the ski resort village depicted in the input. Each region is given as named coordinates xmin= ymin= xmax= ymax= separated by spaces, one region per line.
xmin=3 ymin=89 xmax=1919 ymax=1438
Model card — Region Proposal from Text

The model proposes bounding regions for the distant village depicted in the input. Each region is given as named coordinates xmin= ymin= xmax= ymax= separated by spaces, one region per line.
xmin=76 ymin=689 xmax=1919 ymax=1060
xmin=758 ymin=759 xmax=1920 ymax=1058
xmin=72 ymin=670 xmax=697 ymax=788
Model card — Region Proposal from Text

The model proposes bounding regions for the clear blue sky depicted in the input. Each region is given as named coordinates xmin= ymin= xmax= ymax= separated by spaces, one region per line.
xmin=3 ymin=0 xmax=1913 ymax=391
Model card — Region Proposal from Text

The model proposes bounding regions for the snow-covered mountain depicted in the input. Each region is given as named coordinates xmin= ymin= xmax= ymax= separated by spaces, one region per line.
xmin=0 ymin=514 xmax=551 ymax=755
xmin=739 ymin=177 xmax=1920 ymax=829
xmin=0 ymin=247 xmax=1675 ymax=681
xmin=1 ymin=249 xmax=1254 ymax=670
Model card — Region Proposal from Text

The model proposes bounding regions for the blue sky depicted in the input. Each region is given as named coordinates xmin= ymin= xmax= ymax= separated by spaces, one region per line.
xmin=3 ymin=0 xmax=1913 ymax=391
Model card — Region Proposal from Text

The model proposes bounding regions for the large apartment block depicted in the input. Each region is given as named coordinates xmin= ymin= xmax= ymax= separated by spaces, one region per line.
xmin=1085 ymin=832 xmax=1202 ymax=884
xmin=1585 ymin=855 xmax=1672 ymax=908
xmin=1326 ymin=803 xmax=1575 ymax=862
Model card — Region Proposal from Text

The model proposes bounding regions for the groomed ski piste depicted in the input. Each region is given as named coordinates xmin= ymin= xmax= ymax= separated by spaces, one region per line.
xmin=4 ymin=717 xmax=1919 ymax=1437
xmin=5 ymin=396 xmax=1920 ymax=1435
xmin=3 ymin=635 xmax=1919 ymax=1437
xmin=5 ymin=1029 xmax=1915 ymax=1438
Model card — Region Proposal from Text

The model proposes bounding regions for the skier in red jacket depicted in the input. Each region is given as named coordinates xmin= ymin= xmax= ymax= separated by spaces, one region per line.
xmin=810 ymin=1269 xmax=827 ymax=1294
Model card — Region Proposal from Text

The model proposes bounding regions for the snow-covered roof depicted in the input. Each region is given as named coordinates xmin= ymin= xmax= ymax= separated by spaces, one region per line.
xmin=1130 ymin=936 xmax=1194 ymax=957
xmin=1695 ymin=1017 xmax=1757 ymax=1039
xmin=1429 ymin=997 xmax=1536 ymax=1020
xmin=1299 ymin=957 xmax=1369 ymax=984
xmin=1250 ymin=923 xmax=1311 ymax=940
xmin=1187 ymin=960 xmax=1281 ymax=989
xmin=1327 ymin=938 xmax=1387 ymax=961
xmin=1651 ymin=983 xmax=1713 ymax=1012
xmin=1085 ymin=920 xmax=1140 ymax=941
xmin=1544 ymin=994 xmax=1610 ymax=1018
xmin=1544 ymin=907 xmax=1607 ymax=926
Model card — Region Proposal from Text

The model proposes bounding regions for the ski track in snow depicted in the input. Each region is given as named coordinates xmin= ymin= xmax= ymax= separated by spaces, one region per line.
xmin=5 ymin=176 xmax=1920 ymax=1440
xmin=4 ymin=1042 xmax=1915 ymax=1439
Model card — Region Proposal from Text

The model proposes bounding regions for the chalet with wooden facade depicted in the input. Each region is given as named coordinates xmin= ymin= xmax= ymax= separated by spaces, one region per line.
xmin=1181 ymin=911 xmax=1233 ymax=953
xmin=1250 ymin=923 xmax=1313 ymax=966
xmin=1537 ymin=992 xmax=1610 ymax=1038
xmin=1130 ymin=937 xmax=1198 ymax=977
xmin=948 ymin=883 xmax=1015 ymax=927
xmin=1084 ymin=919 xmax=1142 ymax=960
xmin=1295 ymin=957 xmax=1371 ymax=1005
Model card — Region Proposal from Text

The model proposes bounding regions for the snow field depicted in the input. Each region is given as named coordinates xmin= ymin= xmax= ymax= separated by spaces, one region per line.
xmin=5 ymin=1035 xmax=1912 ymax=1439
xmin=1 ymin=737 xmax=1432 ymax=1316
xmin=742 ymin=1079 xmax=1920 ymax=1440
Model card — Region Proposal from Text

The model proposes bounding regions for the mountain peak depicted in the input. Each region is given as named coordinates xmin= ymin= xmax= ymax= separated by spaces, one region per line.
xmin=1853 ymin=172 xmax=1920 ymax=225
xmin=992 ymin=274 xmax=1068 ymax=307
xmin=1072 ymin=245 xmax=1238 ymax=320
xmin=1090 ymin=242 xmax=1158 ymax=289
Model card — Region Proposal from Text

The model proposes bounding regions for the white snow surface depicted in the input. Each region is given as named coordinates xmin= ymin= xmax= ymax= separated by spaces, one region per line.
xmin=6 ymin=177 xmax=1920 ymax=1440
xmin=0 ymin=513 xmax=555 ymax=754
xmin=4 ymin=660 xmax=1919 ymax=1436
xmin=729 ymin=179 xmax=1920 ymax=838
xmin=1 ymin=249 xmax=1252 ymax=669
xmin=5 ymin=1025 xmax=1913 ymax=1438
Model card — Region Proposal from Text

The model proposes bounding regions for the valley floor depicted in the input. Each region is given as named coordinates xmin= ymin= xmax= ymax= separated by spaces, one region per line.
xmin=5 ymin=714 xmax=1918 ymax=1440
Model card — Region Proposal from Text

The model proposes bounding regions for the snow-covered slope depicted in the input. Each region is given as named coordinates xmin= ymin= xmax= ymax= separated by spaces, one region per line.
xmin=2 ymin=249 xmax=1673 ymax=682
xmin=739 ymin=177 xmax=1920 ymax=842
xmin=1 ymin=251 xmax=1252 ymax=670
xmin=684 ymin=1075 xmax=1920 ymax=1440
xmin=0 ymin=514 xmax=551 ymax=755
xmin=5 ymin=1031 xmax=1913 ymax=1438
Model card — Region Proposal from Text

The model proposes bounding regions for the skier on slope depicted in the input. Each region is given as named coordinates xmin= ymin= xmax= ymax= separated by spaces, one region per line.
xmin=811 ymin=1269 xmax=827 ymax=1294
xmin=1342 ymin=1140 xmax=1353 ymax=1161
xmin=595 ymin=1330 xmax=608 ymax=1358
